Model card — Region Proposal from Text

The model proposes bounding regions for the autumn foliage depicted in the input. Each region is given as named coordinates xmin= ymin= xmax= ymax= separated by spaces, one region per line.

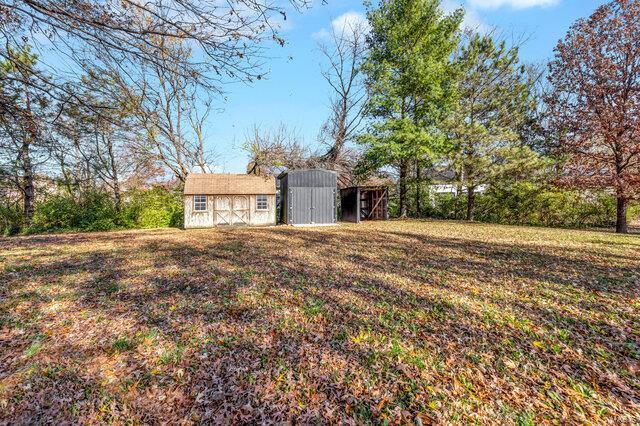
xmin=547 ymin=0 xmax=640 ymax=233
xmin=1 ymin=222 xmax=639 ymax=423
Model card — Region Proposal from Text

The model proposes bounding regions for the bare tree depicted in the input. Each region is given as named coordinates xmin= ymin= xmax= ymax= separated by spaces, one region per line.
xmin=244 ymin=16 xmax=369 ymax=186
xmin=245 ymin=123 xmax=310 ymax=176
xmin=114 ymin=38 xmax=216 ymax=183
xmin=1 ymin=0 xmax=308 ymax=109
xmin=317 ymin=18 xmax=368 ymax=166
xmin=244 ymin=121 xmax=361 ymax=188
xmin=54 ymin=71 xmax=143 ymax=210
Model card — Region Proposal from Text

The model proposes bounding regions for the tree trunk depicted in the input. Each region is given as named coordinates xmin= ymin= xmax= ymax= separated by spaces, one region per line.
xmin=19 ymin=137 xmax=35 ymax=222
xmin=113 ymin=181 xmax=122 ymax=212
xmin=415 ymin=159 xmax=421 ymax=218
xmin=106 ymin=137 xmax=122 ymax=212
xmin=454 ymin=166 xmax=464 ymax=219
xmin=399 ymin=159 xmax=409 ymax=218
xmin=324 ymin=101 xmax=347 ymax=165
xmin=466 ymin=186 xmax=475 ymax=221
xmin=616 ymin=197 xmax=628 ymax=234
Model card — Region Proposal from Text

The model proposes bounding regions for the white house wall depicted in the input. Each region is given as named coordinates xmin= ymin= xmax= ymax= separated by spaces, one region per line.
xmin=430 ymin=184 xmax=489 ymax=195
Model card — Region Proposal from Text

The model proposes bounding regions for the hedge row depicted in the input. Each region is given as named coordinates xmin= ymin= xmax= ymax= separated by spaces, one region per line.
xmin=2 ymin=186 xmax=183 ymax=236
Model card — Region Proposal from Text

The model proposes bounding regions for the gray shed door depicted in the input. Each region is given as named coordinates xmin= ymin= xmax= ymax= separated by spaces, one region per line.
xmin=290 ymin=188 xmax=312 ymax=224
xmin=311 ymin=187 xmax=335 ymax=224
xmin=290 ymin=187 xmax=335 ymax=224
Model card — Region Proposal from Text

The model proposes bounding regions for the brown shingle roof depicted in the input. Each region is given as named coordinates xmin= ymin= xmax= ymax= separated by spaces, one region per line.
xmin=184 ymin=173 xmax=276 ymax=195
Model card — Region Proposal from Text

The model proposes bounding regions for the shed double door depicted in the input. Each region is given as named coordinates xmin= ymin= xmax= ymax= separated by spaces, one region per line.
xmin=290 ymin=187 xmax=335 ymax=224
xmin=215 ymin=195 xmax=249 ymax=225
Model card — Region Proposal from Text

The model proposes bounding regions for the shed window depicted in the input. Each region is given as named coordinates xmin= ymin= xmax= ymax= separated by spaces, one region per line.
xmin=256 ymin=195 xmax=268 ymax=210
xmin=193 ymin=195 xmax=207 ymax=211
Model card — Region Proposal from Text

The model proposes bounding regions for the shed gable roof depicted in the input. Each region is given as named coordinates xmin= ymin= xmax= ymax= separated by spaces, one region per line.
xmin=184 ymin=174 xmax=276 ymax=195
xmin=278 ymin=169 xmax=337 ymax=188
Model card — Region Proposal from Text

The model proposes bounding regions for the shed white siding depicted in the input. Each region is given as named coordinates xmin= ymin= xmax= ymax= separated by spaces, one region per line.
xmin=249 ymin=195 xmax=276 ymax=226
xmin=184 ymin=194 xmax=276 ymax=228
xmin=184 ymin=195 xmax=215 ymax=228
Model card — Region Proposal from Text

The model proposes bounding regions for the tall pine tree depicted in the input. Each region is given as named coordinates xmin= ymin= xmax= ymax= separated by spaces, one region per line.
xmin=358 ymin=0 xmax=462 ymax=217
xmin=447 ymin=33 xmax=535 ymax=221
xmin=0 ymin=46 xmax=52 ymax=225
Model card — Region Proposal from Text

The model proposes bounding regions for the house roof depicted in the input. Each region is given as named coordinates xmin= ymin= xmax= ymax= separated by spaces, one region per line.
xmin=424 ymin=168 xmax=456 ymax=182
xmin=184 ymin=173 xmax=276 ymax=195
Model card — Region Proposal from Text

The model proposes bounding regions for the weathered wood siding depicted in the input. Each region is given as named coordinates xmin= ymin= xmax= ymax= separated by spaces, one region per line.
xmin=183 ymin=195 xmax=276 ymax=228
xmin=184 ymin=195 xmax=214 ymax=228
xmin=249 ymin=195 xmax=276 ymax=226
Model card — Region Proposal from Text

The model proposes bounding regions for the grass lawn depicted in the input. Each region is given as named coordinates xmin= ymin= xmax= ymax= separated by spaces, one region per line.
xmin=1 ymin=220 xmax=639 ymax=424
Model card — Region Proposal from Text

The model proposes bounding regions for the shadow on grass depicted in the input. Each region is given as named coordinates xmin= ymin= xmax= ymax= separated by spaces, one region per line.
xmin=1 ymin=224 xmax=638 ymax=423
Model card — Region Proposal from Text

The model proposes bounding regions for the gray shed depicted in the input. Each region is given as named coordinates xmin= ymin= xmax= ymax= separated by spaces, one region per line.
xmin=278 ymin=170 xmax=337 ymax=225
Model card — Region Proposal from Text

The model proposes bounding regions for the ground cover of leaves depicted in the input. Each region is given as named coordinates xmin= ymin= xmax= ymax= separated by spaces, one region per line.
xmin=1 ymin=220 xmax=639 ymax=424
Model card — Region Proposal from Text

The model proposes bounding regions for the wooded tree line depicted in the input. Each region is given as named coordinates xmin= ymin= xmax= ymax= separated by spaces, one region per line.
xmin=1 ymin=0 xmax=639 ymax=234
xmin=0 ymin=0 xmax=303 ymax=233
xmin=246 ymin=0 xmax=639 ymax=233
xmin=351 ymin=0 xmax=640 ymax=234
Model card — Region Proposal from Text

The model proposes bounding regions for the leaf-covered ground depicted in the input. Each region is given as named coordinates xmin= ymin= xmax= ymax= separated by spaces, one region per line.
xmin=1 ymin=220 xmax=639 ymax=424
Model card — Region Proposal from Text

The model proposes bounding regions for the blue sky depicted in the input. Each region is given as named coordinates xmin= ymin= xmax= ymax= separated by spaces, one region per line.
xmin=198 ymin=0 xmax=608 ymax=172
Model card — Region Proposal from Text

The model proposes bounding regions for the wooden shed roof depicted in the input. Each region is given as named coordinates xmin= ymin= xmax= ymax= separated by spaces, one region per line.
xmin=184 ymin=173 xmax=276 ymax=195
xmin=340 ymin=176 xmax=395 ymax=189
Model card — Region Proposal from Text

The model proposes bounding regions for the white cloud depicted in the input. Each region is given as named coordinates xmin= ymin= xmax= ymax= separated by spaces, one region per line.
xmin=441 ymin=0 xmax=558 ymax=33
xmin=469 ymin=0 xmax=559 ymax=9
xmin=312 ymin=27 xmax=330 ymax=40
xmin=331 ymin=11 xmax=369 ymax=34
xmin=313 ymin=11 xmax=370 ymax=40
xmin=314 ymin=0 xmax=557 ymax=41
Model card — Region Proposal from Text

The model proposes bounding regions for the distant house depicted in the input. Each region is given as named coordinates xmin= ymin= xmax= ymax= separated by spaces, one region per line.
xmin=183 ymin=174 xmax=276 ymax=228
xmin=424 ymin=169 xmax=488 ymax=196
xmin=430 ymin=184 xmax=488 ymax=196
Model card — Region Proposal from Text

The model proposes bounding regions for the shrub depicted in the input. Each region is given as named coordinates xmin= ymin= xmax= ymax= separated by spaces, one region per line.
xmin=424 ymin=183 xmax=635 ymax=230
xmin=3 ymin=183 xmax=186 ymax=235
xmin=28 ymin=195 xmax=79 ymax=231
xmin=22 ymin=186 xmax=183 ymax=234
xmin=535 ymin=191 xmax=617 ymax=228
xmin=26 ymin=191 xmax=119 ymax=233
xmin=122 ymin=186 xmax=183 ymax=229
xmin=76 ymin=191 xmax=120 ymax=230
xmin=423 ymin=192 xmax=462 ymax=220
xmin=630 ymin=204 xmax=640 ymax=223
xmin=474 ymin=186 xmax=619 ymax=228
xmin=0 ymin=204 xmax=23 ymax=236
